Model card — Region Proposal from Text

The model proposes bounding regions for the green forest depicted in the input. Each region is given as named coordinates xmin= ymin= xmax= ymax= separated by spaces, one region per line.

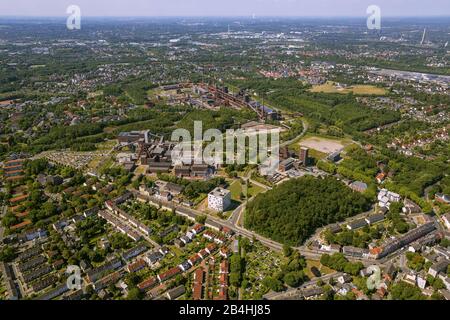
xmin=229 ymin=78 xmax=400 ymax=134
xmin=245 ymin=176 xmax=370 ymax=246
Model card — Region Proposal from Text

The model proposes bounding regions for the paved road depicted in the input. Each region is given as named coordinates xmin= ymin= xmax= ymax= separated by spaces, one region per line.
xmin=227 ymin=171 xmax=270 ymax=226
xmin=248 ymin=178 xmax=271 ymax=191
xmin=279 ymin=118 xmax=309 ymax=148
xmin=229 ymin=203 xmax=245 ymax=226
xmin=141 ymin=192 xmax=286 ymax=251
xmin=141 ymin=192 xmax=385 ymax=264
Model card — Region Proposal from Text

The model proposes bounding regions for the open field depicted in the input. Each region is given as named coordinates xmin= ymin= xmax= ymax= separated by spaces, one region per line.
xmin=310 ymin=82 xmax=388 ymax=95
xmin=134 ymin=165 xmax=147 ymax=176
xmin=307 ymin=148 xmax=328 ymax=160
xmin=304 ymin=260 xmax=334 ymax=279
xmin=87 ymin=90 xmax=103 ymax=98
xmin=35 ymin=150 xmax=111 ymax=171
xmin=229 ymin=180 xmax=244 ymax=201
xmin=248 ymin=183 xmax=265 ymax=198
xmin=230 ymin=179 xmax=265 ymax=201
xmin=299 ymin=136 xmax=345 ymax=154
xmin=96 ymin=139 xmax=117 ymax=151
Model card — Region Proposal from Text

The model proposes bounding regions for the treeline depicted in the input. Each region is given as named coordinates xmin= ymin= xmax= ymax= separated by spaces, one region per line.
xmin=124 ymin=81 xmax=157 ymax=105
xmin=263 ymin=250 xmax=308 ymax=292
xmin=321 ymin=144 xmax=447 ymax=209
xmin=382 ymin=149 xmax=447 ymax=198
xmin=176 ymin=108 xmax=257 ymax=135
xmin=320 ymin=253 xmax=364 ymax=276
xmin=156 ymin=173 xmax=227 ymax=199
xmin=30 ymin=106 xmax=184 ymax=152
xmin=324 ymin=226 xmax=382 ymax=249
xmin=245 ymin=176 xmax=370 ymax=246
xmin=230 ymin=78 xmax=400 ymax=134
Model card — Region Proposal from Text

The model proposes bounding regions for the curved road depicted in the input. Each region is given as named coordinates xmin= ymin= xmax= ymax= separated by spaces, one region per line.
xmin=280 ymin=118 xmax=309 ymax=148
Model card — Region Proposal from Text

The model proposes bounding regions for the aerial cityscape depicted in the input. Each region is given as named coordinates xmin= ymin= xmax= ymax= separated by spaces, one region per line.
xmin=0 ymin=0 xmax=449 ymax=306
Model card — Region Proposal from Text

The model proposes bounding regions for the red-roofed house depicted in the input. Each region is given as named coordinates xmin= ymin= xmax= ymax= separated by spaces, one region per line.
xmin=137 ymin=277 xmax=158 ymax=291
xmin=157 ymin=266 xmax=182 ymax=283
xmin=126 ymin=259 xmax=146 ymax=273
xmin=376 ymin=172 xmax=386 ymax=184
xmin=205 ymin=243 xmax=217 ymax=255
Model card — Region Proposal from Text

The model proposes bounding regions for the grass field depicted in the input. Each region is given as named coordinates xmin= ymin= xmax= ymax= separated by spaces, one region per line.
xmin=307 ymin=148 xmax=328 ymax=160
xmin=229 ymin=180 xmax=244 ymax=201
xmin=310 ymin=81 xmax=387 ymax=95
xmin=230 ymin=180 xmax=265 ymax=201
xmin=96 ymin=139 xmax=117 ymax=151
xmin=87 ymin=90 xmax=103 ymax=98
xmin=248 ymin=183 xmax=265 ymax=198
xmin=305 ymin=260 xmax=334 ymax=279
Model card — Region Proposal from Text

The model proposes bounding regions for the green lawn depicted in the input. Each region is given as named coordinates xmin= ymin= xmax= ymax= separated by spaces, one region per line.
xmin=230 ymin=179 xmax=265 ymax=201
xmin=310 ymin=81 xmax=387 ymax=95
xmin=247 ymin=183 xmax=265 ymax=198
xmin=305 ymin=259 xmax=334 ymax=279
xmin=229 ymin=180 xmax=244 ymax=201
xmin=307 ymin=149 xmax=328 ymax=161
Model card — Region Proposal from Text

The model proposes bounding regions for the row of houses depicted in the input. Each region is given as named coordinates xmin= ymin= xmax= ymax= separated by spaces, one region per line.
xmin=141 ymin=247 xmax=169 ymax=268
xmin=122 ymin=244 xmax=149 ymax=261
xmin=93 ymin=271 xmax=122 ymax=292
xmin=216 ymin=260 xmax=229 ymax=300
xmin=2 ymin=158 xmax=26 ymax=181
xmin=202 ymin=230 xmax=227 ymax=246
xmin=22 ymin=264 xmax=53 ymax=284
xmin=86 ymin=258 xmax=123 ymax=283
xmin=165 ymin=285 xmax=186 ymax=300
xmin=98 ymin=210 xmax=142 ymax=242
xmin=321 ymin=221 xmax=438 ymax=260
xmin=31 ymin=274 xmax=59 ymax=293
xmin=174 ymin=164 xmax=213 ymax=178
xmin=174 ymin=223 xmax=206 ymax=247
xmin=193 ymin=267 xmax=204 ymax=300
xmin=346 ymin=213 xmax=385 ymax=231
xmin=137 ymin=242 xmax=220 ymax=293
xmin=0 ymin=262 xmax=19 ymax=300
xmin=17 ymin=245 xmax=42 ymax=262
xmin=13 ymin=243 xmax=57 ymax=294
xmin=105 ymin=197 xmax=152 ymax=237
xmin=378 ymin=222 xmax=437 ymax=259
xmin=180 ymin=243 xmax=218 ymax=272
xmin=18 ymin=254 xmax=47 ymax=273
xmin=33 ymin=283 xmax=74 ymax=301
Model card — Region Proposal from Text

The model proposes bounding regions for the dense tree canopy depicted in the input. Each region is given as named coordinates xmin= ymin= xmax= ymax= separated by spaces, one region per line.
xmin=390 ymin=282 xmax=426 ymax=300
xmin=245 ymin=176 xmax=370 ymax=246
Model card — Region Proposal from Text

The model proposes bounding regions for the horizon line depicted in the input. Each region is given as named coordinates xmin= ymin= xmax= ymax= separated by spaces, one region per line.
xmin=1 ymin=14 xmax=450 ymax=19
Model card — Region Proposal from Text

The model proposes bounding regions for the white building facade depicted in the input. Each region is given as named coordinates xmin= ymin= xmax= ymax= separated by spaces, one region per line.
xmin=208 ymin=187 xmax=231 ymax=212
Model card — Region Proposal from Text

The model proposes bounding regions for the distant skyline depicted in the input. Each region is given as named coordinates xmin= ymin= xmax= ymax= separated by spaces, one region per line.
xmin=1 ymin=0 xmax=450 ymax=17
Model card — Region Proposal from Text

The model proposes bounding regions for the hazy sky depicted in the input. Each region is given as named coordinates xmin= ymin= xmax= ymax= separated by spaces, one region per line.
xmin=1 ymin=0 xmax=449 ymax=17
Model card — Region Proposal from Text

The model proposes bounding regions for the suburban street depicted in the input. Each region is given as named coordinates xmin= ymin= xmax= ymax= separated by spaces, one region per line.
xmin=141 ymin=192 xmax=383 ymax=265
xmin=263 ymin=271 xmax=342 ymax=300
xmin=279 ymin=118 xmax=309 ymax=148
